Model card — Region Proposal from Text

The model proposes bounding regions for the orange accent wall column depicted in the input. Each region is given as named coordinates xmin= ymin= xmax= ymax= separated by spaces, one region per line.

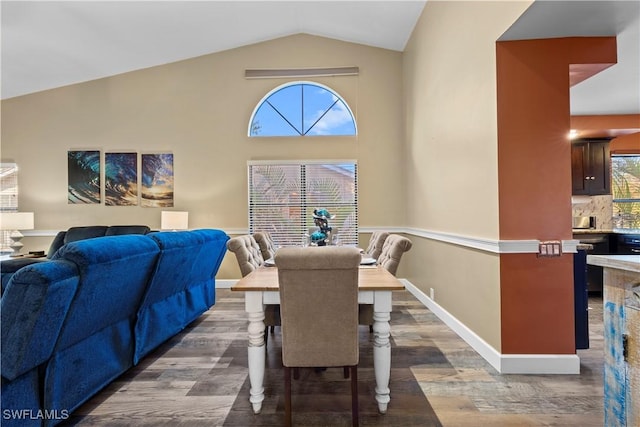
xmin=496 ymin=37 xmax=617 ymax=354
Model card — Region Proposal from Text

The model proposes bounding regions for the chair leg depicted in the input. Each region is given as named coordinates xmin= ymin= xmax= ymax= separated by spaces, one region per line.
xmin=284 ymin=366 xmax=292 ymax=427
xmin=293 ymin=367 xmax=300 ymax=380
xmin=350 ymin=365 xmax=359 ymax=427
xmin=369 ymin=325 xmax=373 ymax=333
xmin=264 ymin=326 xmax=268 ymax=345
xmin=343 ymin=366 xmax=349 ymax=379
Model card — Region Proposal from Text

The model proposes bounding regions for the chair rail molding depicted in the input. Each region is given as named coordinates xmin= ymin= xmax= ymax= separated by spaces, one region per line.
xmin=361 ymin=227 xmax=579 ymax=254
xmin=26 ymin=227 xmax=579 ymax=254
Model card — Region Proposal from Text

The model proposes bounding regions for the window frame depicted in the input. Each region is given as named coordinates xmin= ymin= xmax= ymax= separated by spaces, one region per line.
xmin=1 ymin=163 xmax=19 ymax=249
xmin=247 ymin=81 xmax=357 ymax=137
xmin=611 ymin=154 xmax=640 ymax=230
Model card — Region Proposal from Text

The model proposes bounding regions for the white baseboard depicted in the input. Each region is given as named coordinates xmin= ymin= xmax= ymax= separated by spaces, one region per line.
xmin=216 ymin=279 xmax=235 ymax=289
xmin=401 ymin=279 xmax=581 ymax=375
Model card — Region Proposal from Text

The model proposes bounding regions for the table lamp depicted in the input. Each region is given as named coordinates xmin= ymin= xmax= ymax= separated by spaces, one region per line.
xmin=160 ymin=211 xmax=189 ymax=231
xmin=0 ymin=212 xmax=35 ymax=254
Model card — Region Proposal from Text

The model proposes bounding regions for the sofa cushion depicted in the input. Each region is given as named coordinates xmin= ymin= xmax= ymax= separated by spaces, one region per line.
xmin=104 ymin=225 xmax=150 ymax=236
xmin=46 ymin=235 xmax=160 ymax=414
xmin=1 ymin=371 xmax=42 ymax=427
xmin=50 ymin=234 xmax=160 ymax=350
xmin=46 ymin=231 xmax=67 ymax=259
xmin=1 ymin=225 xmax=152 ymax=292
xmin=63 ymin=226 xmax=109 ymax=244
xmin=47 ymin=225 xmax=149 ymax=258
xmin=134 ymin=229 xmax=229 ymax=363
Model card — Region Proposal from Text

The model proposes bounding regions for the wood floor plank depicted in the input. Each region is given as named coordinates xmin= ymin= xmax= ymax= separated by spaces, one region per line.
xmin=62 ymin=289 xmax=604 ymax=426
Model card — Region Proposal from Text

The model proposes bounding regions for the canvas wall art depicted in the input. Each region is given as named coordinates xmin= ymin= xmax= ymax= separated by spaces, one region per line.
xmin=141 ymin=153 xmax=174 ymax=207
xmin=68 ymin=150 xmax=101 ymax=204
xmin=105 ymin=152 xmax=138 ymax=206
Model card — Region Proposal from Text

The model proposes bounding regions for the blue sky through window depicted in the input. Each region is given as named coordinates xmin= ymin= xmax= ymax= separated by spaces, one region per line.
xmin=249 ymin=82 xmax=356 ymax=137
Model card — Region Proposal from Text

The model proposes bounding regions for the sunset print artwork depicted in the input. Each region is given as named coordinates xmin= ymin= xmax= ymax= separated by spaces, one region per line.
xmin=141 ymin=153 xmax=174 ymax=207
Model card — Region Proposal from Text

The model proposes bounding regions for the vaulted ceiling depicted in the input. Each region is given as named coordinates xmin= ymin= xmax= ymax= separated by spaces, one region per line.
xmin=2 ymin=1 xmax=639 ymax=117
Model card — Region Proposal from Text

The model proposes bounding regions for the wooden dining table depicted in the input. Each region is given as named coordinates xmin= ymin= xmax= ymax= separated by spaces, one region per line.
xmin=231 ymin=264 xmax=405 ymax=415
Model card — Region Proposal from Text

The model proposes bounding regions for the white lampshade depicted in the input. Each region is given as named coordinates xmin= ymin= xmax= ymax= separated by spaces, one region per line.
xmin=0 ymin=212 xmax=35 ymax=254
xmin=161 ymin=211 xmax=189 ymax=231
xmin=0 ymin=212 xmax=35 ymax=231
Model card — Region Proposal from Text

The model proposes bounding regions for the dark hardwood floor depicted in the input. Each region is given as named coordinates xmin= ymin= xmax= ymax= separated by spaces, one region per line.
xmin=65 ymin=289 xmax=604 ymax=426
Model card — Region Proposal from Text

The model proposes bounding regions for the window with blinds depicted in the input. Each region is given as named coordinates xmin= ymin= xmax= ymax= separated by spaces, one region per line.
xmin=0 ymin=163 xmax=18 ymax=212
xmin=1 ymin=163 xmax=19 ymax=248
xmin=248 ymin=160 xmax=358 ymax=247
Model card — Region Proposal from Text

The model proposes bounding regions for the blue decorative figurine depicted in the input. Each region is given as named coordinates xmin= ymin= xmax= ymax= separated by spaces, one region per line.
xmin=311 ymin=208 xmax=335 ymax=246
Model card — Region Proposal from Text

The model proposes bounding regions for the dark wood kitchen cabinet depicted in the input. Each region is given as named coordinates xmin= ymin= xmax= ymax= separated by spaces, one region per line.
xmin=571 ymin=138 xmax=611 ymax=195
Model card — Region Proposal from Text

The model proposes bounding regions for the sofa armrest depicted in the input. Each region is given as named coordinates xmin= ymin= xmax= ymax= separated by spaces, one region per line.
xmin=0 ymin=257 xmax=49 ymax=295
xmin=1 ymin=260 xmax=79 ymax=380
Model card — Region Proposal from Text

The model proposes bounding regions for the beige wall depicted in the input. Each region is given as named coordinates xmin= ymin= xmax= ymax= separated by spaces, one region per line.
xmin=2 ymin=4 xmax=547 ymax=352
xmin=1 ymin=34 xmax=404 ymax=278
xmin=402 ymin=1 xmax=532 ymax=349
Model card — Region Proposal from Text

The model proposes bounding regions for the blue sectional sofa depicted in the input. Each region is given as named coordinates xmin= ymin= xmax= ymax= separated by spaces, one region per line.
xmin=0 ymin=225 xmax=151 ymax=293
xmin=1 ymin=229 xmax=229 ymax=426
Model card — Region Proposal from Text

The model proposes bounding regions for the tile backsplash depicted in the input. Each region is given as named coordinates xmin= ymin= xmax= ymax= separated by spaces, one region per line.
xmin=572 ymin=195 xmax=613 ymax=229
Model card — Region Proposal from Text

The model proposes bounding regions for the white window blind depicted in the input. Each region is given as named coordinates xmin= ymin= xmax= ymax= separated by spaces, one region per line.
xmin=0 ymin=163 xmax=18 ymax=211
xmin=1 ymin=163 xmax=19 ymax=248
xmin=248 ymin=160 xmax=358 ymax=247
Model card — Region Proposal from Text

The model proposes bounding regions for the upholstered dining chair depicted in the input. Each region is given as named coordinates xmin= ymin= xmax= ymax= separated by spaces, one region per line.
xmin=275 ymin=246 xmax=361 ymax=427
xmin=226 ymin=235 xmax=281 ymax=339
xmin=376 ymin=234 xmax=413 ymax=276
xmin=360 ymin=234 xmax=413 ymax=331
xmin=363 ymin=230 xmax=390 ymax=260
xmin=253 ymin=231 xmax=277 ymax=262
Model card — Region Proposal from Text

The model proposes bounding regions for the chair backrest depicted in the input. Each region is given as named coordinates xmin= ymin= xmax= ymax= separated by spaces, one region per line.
xmin=253 ymin=231 xmax=276 ymax=261
xmin=377 ymin=234 xmax=412 ymax=276
xmin=365 ymin=231 xmax=390 ymax=260
xmin=275 ymin=246 xmax=361 ymax=368
xmin=226 ymin=235 xmax=264 ymax=277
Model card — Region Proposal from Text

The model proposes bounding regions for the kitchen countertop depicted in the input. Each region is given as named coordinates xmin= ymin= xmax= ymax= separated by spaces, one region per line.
xmin=613 ymin=228 xmax=640 ymax=234
xmin=576 ymin=243 xmax=594 ymax=251
xmin=572 ymin=229 xmax=614 ymax=234
xmin=573 ymin=229 xmax=640 ymax=235
xmin=587 ymin=254 xmax=640 ymax=273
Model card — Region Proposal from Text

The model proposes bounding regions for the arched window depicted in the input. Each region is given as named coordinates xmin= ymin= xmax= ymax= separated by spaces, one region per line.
xmin=248 ymin=82 xmax=357 ymax=137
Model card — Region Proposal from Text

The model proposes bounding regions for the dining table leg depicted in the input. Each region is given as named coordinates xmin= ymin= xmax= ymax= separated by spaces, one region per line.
xmin=245 ymin=291 xmax=266 ymax=414
xmin=373 ymin=290 xmax=393 ymax=414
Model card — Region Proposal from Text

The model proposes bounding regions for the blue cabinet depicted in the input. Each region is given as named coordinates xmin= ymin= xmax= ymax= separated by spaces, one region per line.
xmin=573 ymin=249 xmax=589 ymax=349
